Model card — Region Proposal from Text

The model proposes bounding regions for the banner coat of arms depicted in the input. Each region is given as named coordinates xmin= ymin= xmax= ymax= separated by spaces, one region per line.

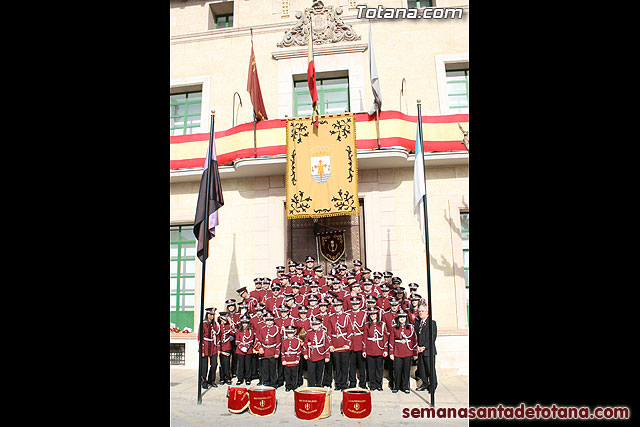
xmin=286 ymin=113 xmax=359 ymax=219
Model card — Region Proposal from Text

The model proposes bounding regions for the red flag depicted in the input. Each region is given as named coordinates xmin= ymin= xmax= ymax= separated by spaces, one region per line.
xmin=247 ymin=41 xmax=268 ymax=121
xmin=307 ymin=24 xmax=319 ymax=127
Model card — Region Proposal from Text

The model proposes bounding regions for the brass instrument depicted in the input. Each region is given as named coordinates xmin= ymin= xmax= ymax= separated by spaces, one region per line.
xmin=297 ymin=326 xmax=307 ymax=343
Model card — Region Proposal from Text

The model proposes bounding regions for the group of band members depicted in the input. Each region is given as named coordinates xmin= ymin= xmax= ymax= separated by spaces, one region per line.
xmin=198 ymin=256 xmax=437 ymax=395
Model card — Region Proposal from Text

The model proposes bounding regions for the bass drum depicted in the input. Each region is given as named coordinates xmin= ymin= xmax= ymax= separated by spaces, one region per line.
xmin=248 ymin=385 xmax=277 ymax=417
xmin=294 ymin=386 xmax=331 ymax=420
xmin=341 ymin=388 xmax=371 ymax=419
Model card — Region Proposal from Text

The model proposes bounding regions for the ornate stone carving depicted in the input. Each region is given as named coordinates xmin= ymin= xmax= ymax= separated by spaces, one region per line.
xmin=277 ymin=1 xmax=361 ymax=48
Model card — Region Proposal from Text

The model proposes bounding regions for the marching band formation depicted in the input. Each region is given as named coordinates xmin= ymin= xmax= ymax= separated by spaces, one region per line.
xmin=198 ymin=257 xmax=438 ymax=395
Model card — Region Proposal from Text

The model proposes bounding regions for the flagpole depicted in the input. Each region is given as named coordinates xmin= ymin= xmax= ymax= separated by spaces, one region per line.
xmin=250 ymin=28 xmax=258 ymax=158
xmin=197 ymin=109 xmax=215 ymax=405
xmin=376 ymin=106 xmax=381 ymax=149
xmin=253 ymin=111 xmax=257 ymax=158
xmin=417 ymin=99 xmax=435 ymax=408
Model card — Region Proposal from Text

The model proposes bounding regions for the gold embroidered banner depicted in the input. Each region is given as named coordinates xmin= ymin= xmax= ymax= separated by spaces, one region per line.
xmin=286 ymin=113 xmax=359 ymax=219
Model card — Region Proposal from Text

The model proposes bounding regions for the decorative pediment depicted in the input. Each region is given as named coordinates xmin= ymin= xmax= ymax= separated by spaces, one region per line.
xmin=277 ymin=1 xmax=361 ymax=48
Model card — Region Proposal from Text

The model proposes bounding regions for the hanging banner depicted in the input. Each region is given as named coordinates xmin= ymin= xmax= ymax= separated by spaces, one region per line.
xmin=318 ymin=230 xmax=346 ymax=263
xmin=286 ymin=113 xmax=359 ymax=219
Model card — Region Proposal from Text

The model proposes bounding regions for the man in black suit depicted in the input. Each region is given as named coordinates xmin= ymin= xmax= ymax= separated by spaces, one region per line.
xmin=414 ymin=304 xmax=437 ymax=393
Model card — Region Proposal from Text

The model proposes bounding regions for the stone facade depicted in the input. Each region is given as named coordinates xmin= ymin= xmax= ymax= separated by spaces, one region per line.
xmin=170 ymin=0 xmax=469 ymax=374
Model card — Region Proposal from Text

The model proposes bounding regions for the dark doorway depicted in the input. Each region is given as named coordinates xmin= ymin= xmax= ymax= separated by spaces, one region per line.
xmin=286 ymin=199 xmax=365 ymax=273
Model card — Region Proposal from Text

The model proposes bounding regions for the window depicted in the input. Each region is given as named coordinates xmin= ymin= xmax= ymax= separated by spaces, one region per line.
xmin=209 ymin=1 xmax=234 ymax=30
xmin=408 ymin=0 xmax=433 ymax=7
xmin=460 ymin=212 xmax=469 ymax=323
xmin=446 ymin=68 xmax=469 ymax=113
xmin=170 ymin=225 xmax=196 ymax=330
xmin=294 ymin=77 xmax=350 ymax=117
xmin=170 ymin=92 xmax=202 ymax=136
xmin=170 ymin=343 xmax=186 ymax=365
xmin=215 ymin=14 xmax=233 ymax=28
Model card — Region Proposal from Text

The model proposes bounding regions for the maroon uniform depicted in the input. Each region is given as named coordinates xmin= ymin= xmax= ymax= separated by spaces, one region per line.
xmin=264 ymin=294 xmax=285 ymax=313
xmin=275 ymin=315 xmax=297 ymax=337
xmin=362 ymin=321 xmax=389 ymax=357
xmin=389 ymin=324 xmax=418 ymax=358
xmin=280 ymin=337 xmax=303 ymax=366
xmin=242 ymin=296 xmax=259 ymax=314
xmin=219 ymin=323 xmax=235 ymax=354
xmin=227 ymin=312 xmax=241 ymax=330
xmin=295 ymin=317 xmax=313 ymax=335
xmin=348 ymin=309 xmax=367 ymax=352
xmin=324 ymin=312 xmax=353 ymax=351
xmin=256 ymin=324 xmax=281 ymax=358
xmin=303 ymin=328 xmax=333 ymax=362
xmin=250 ymin=313 xmax=265 ymax=332
xmin=250 ymin=289 xmax=266 ymax=303
xmin=293 ymin=293 xmax=305 ymax=306
xmin=235 ymin=328 xmax=256 ymax=355
xmin=198 ymin=320 xmax=220 ymax=356
xmin=383 ymin=309 xmax=400 ymax=332
xmin=377 ymin=295 xmax=392 ymax=311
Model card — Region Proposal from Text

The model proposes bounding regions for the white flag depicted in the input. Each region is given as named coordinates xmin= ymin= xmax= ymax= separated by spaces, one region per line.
xmin=367 ymin=23 xmax=382 ymax=116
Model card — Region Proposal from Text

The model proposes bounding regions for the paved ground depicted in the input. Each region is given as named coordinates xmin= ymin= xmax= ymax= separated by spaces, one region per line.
xmin=170 ymin=367 xmax=469 ymax=426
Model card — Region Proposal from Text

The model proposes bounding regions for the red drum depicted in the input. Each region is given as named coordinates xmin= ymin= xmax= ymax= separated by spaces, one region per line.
xmin=341 ymin=388 xmax=372 ymax=419
xmin=248 ymin=385 xmax=277 ymax=417
xmin=226 ymin=386 xmax=250 ymax=414
xmin=294 ymin=387 xmax=331 ymax=420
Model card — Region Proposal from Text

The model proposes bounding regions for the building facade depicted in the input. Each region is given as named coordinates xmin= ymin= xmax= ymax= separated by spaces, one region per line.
xmin=170 ymin=0 xmax=469 ymax=375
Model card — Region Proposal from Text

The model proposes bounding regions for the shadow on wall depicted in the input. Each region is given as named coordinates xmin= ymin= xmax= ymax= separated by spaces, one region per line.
xmin=224 ymin=233 xmax=241 ymax=301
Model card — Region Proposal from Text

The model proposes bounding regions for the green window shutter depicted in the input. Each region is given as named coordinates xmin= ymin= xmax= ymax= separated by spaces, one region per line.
xmin=170 ymin=225 xmax=196 ymax=330
xmin=170 ymin=91 xmax=202 ymax=136
xmin=294 ymin=77 xmax=350 ymax=117
xmin=446 ymin=69 xmax=469 ymax=113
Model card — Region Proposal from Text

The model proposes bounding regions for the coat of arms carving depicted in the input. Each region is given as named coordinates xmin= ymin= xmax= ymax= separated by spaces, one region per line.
xmin=277 ymin=1 xmax=361 ymax=48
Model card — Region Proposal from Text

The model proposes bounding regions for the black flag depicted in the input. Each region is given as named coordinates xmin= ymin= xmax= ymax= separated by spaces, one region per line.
xmin=194 ymin=123 xmax=224 ymax=263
